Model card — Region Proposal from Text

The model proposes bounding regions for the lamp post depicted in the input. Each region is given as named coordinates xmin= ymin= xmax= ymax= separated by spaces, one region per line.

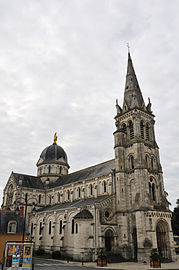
xmin=15 ymin=193 xmax=37 ymax=242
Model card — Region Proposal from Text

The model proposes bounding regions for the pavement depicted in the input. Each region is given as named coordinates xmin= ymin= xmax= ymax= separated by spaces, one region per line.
xmin=1 ymin=254 xmax=179 ymax=269
xmin=48 ymin=254 xmax=179 ymax=270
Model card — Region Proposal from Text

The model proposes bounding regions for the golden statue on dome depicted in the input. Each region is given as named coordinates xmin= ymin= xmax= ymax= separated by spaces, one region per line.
xmin=53 ymin=132 xmax=57 ymax=144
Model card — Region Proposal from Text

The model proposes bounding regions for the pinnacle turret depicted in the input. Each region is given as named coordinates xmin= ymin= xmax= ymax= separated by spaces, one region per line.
xmin=123 ymin=53 xmax=146 ymax=111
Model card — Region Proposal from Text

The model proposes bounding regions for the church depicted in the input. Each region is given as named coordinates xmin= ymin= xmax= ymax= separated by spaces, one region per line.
xmin=1 ymin=53 xmax=176 ymax=262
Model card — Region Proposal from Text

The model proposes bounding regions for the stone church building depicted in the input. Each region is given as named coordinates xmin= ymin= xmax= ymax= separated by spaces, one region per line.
xmin=1 ymin=53 xmax=176 ymax=262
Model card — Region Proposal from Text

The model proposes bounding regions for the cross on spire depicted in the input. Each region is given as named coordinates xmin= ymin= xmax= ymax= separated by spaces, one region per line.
xmin=127 ymin=43 xmax=130 ymax=53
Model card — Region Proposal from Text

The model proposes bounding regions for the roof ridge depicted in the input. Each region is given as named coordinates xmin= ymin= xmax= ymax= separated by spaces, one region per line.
xmin=37 ymin=195 xmax=109 ymax=213
xmin=13 ymin=172 xmax=40 ymax=178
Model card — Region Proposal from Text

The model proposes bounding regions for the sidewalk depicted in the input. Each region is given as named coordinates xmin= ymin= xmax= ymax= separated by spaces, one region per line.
xmin=63 ymin=254 xmax=179 ymax=270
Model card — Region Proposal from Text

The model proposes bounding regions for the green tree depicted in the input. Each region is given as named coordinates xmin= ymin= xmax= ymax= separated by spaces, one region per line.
xmin=172 ymin=199 xmax=179 ymax=236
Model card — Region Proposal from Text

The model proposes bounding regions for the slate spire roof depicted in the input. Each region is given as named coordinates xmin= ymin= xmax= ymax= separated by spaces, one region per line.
xmin=123 ymin=52 xmax=146 ymax=111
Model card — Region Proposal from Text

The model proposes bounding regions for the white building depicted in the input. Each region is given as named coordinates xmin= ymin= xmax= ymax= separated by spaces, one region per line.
xmin=2 ymin=53 xmax=176 ymax=262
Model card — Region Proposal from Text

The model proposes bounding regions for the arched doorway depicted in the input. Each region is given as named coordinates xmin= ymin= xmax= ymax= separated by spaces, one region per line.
xmin=105 ymin=229 xmax=114 ymax=252
xmin=156 ymin=220 xmax=171 ymax=261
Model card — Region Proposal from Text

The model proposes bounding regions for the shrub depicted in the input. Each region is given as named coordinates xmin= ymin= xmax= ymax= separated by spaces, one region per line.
xmin=35 ymin=248 xmax=45 ymax=256
xmin=150 ymin=248 xmax=160 ymax=261
xmin=52 ymin=250 xmax=61 ymax=259
xmin=96 ymin=247 xmax=107 ymax=259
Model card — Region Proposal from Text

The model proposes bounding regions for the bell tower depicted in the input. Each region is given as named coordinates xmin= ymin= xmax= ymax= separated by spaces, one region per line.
xmin=114 ymin=52 xmax=169 ymax=212
xmin=113 ymin=52 xmax=176 ymax=262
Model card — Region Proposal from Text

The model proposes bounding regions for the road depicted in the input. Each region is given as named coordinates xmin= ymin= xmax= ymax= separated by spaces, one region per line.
xmin=34 ymin=257 xmax=119 ymax=270
xmin=1 ymin=258 xmax=178 ymax=270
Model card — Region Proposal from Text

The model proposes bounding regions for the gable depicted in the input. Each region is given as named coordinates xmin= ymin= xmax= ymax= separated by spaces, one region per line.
xmin=13 ymin=173 xmax=44 ymax=190
xmin=3 ymin=172 xmax=17 ymax=194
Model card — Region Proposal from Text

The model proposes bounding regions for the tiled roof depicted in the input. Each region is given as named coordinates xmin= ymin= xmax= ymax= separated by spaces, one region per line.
xmin=0 ymin=211 xmax=28 ymax=234
xmin=13 ymin=173 xmax=44 ymax=190
xmin=12 ymin=159 xmax=115 ymax=190
xmin=37 ymin=195 xmax=108 ymax=213
xmin=50 ymin=159 xmax=115 ymax=188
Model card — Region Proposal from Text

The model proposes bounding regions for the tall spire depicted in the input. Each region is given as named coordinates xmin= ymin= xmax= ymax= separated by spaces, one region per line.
xmin=123 ymin=53 xmax=146 ymax=111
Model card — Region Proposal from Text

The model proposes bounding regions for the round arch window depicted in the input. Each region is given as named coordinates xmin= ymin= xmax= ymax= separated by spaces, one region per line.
xmin=105 ymin=211 xmax=110 ymax=218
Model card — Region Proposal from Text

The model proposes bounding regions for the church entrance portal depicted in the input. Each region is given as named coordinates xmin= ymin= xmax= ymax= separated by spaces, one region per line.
xmin=156 ymin=220 xmax=171 ymax=261
xmin=105 ymin=229 xmax=114 ymax=251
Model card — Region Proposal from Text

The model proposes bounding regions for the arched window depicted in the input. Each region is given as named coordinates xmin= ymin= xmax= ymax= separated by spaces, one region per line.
xmin=146 ymin=123 xmax=150 ymax=140
xmin=129 ymin=121 xmax=134 ymax=139
xmin=78 ymin=188 xmax=81 ymax=198
xmin=39 ymin=222 xmax=42 ymax=235
xmin=122 ymin=123 xmax=127 ymax=133
xmin=49 ymin=221 xmax=52 ymax=234
xmin=149 ymin=182 xmax=152 ymax=197
xmin=140 ymin=121 xmax=144 ymax=139
xmin=67 ymin=190 xmax=70 ymax=200
xmin=49 ymin=195 xmax=52 ymax=204
xmin=59 ymin=220 xmax=62 ymax=234
xmin=76 ymin=223 xmax=78 ymax=234
xmin=31 ymin=223 xmax=33 ymax=235
xmin=38 ymin=194 xmax=41 ymax=204
xmin=8 ymin=221 xmax=17 ymax=233
xmin=58 ymin=192 xmax=60 ymax=202
xmin=145 ymin=155 xmax=149 ymax=168
xmin=48 ymin=165 xmax=51 ymax=173
xmin=151 ymin=156 xmax=154 ymax=170
xmin=104 ymin=181 xmax=107 ymax=193
xmin=90 ymin=184 xmax=93 ymax=195
xmin=72 ymin=219 xmax=74 ymax=234
xmin=152 ymin=183 xmax=156 ymax=201
xmin=149 ymin=178 xmax=156 ymax=202
xmin=130 ymin=155 xmax=134 ymax=169
xmin=59 ymin=166 xmax=62 ymax=174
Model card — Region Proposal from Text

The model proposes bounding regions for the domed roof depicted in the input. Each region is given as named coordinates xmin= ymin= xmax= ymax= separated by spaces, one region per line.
xmin=40 ymin=143 xmax=68 ymax=163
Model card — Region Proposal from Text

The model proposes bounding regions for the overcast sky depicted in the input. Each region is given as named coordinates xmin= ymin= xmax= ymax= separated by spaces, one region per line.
xmin=0 ymin=0 xmax=178 ymax=209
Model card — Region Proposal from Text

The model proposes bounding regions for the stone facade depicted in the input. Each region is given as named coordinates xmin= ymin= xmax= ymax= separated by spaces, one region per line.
xmin=1 ymin=53 xmax=176 ymax=262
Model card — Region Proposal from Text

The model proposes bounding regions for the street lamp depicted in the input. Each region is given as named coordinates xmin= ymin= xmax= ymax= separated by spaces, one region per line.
xmin=15 ymin=193 xmax=37 ymax=242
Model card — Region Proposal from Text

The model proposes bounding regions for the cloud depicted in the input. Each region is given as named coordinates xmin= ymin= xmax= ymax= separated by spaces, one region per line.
xmin=0 ymin=0 xmax=179 ymax=209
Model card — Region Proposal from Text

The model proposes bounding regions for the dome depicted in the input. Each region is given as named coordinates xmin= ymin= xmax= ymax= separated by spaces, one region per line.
xmin=40 ymin=143 xmax=68 ymax=163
